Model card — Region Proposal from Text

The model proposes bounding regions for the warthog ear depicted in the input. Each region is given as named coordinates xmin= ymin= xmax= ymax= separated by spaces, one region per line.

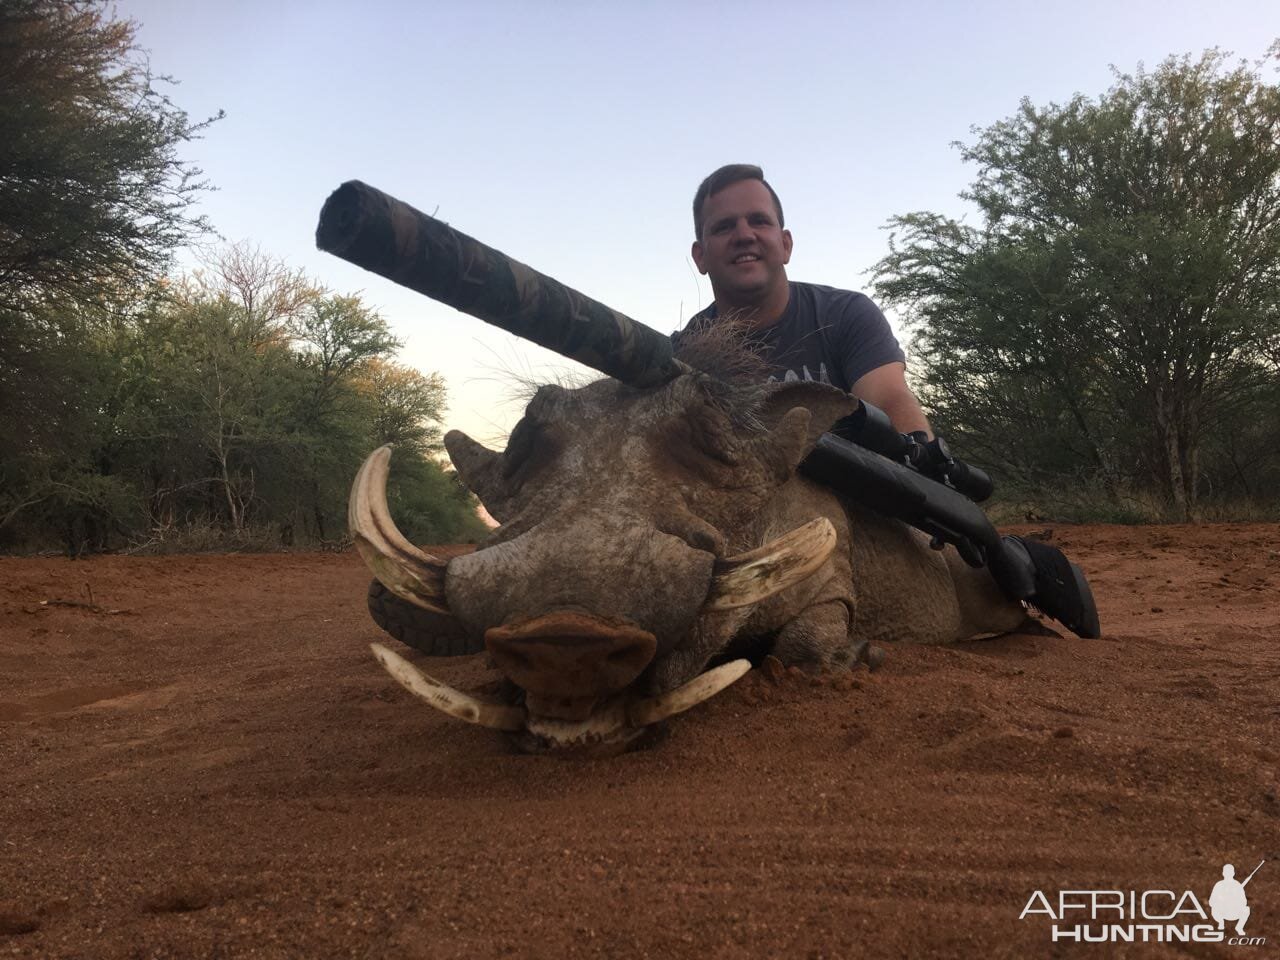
xmin=759 ymin=381 xmax=857 ymax=467
xmin=444 ymin=430 xmax=508 ymax=521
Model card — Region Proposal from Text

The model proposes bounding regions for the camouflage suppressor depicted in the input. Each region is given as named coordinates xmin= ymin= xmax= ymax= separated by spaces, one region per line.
xmin=315 ymin=180 xmax=682 ymax=387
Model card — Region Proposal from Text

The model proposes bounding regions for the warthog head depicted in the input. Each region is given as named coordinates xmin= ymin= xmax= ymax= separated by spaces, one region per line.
xmin=352 ymin=328 xmax=855 ymax=753
xmin=317 ymin=181 xmax=861 ymax=754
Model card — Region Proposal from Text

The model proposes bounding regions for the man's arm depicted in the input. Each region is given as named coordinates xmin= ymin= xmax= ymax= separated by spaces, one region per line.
xmin=850 ymin=362 xmax=932 ymax=436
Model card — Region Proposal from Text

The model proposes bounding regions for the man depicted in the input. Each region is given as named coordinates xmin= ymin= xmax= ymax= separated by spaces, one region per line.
xmin=680 ymin=164 xmax=1100 ymax=639
xmin=686 ymin=163 xmax=929 ymax=435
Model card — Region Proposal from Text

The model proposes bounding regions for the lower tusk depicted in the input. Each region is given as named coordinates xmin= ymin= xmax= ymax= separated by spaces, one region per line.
xmin=627 ymin=659 xmax=751 ymax=727
xmin=371 ymin=643 xmax=526 ymax=731
xmin=349 ymin=446 xmax=450 ymax=614
xmin=704 ymin=518 xmax=837 ymax=611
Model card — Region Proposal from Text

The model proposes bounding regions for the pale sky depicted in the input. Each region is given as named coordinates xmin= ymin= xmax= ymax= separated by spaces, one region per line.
xmin=116 ymin=0 xmax=1277 ymax=448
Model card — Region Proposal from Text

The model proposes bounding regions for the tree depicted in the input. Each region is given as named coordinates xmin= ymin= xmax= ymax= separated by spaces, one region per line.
xmin=0 ymin=0 xmax=220 ymax=311
xmin=875 ymin=46 xmax=1280 ymax=519
xmin=286 ymin=294 xmax=400 ymax=540
xmin=0 ymin=224 xmax=485 ymax=547
xmin=291 ymin=295 xmax=401 ymax=413
xmin=181 ymin=242 xmax=317 ymax=340
xmin=357 ymin=359 xmax=447 ymax=455
xmin=0 ymin=296 xmax=139 ymax=553
xmin=0 ymin=0 xmax=219 ymax=545
xmin=349 ymin=358 xmax=486 ymax=543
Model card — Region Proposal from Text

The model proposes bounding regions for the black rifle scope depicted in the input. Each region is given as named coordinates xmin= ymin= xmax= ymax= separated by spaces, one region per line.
xmin=829 ymin=403 xmax=994 ymax=503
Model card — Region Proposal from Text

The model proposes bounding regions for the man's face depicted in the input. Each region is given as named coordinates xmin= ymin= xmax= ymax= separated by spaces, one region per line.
xmin=691 ymin=179 xmax=793 ymax=310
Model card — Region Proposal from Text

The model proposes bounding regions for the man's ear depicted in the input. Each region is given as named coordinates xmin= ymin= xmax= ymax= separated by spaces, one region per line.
xmin=781 ymin=228 xmax=793 ymax=264
xmin=691 ymin=240 xmax=707 ymax=275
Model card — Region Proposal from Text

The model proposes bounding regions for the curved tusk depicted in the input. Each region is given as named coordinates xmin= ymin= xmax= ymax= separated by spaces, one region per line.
xmin=627 ymin=659 xmax=752 ymax=727
xmin=371 ymin=643 xmax=526 ymax=731
xmin=704 ymin=517 xmax=837 ymax=611
xmin=349 ymin=445 xmax=450 ymax=614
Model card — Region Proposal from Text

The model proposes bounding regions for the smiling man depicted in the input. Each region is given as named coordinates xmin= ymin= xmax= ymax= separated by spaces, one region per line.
xmin=686 ymin=163 xmax=931 ymax=435
xmin=679 ymin=164 xmax=1101 ymax=640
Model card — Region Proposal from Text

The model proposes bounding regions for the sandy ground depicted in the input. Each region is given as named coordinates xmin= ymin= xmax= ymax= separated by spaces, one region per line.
xmin=1 ymin=524 xmax=1277 ymax=959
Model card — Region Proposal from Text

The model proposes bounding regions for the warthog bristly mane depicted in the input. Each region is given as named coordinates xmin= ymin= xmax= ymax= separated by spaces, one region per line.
xmin=671 ymin=312 xmax=776 ymax=434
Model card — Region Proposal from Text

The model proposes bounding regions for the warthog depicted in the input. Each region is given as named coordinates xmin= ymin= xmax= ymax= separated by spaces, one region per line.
xmin=318 ymin=179 xmax=1028 ymax=754
xmin=351 ymin=326 xmax=1026 ymax=754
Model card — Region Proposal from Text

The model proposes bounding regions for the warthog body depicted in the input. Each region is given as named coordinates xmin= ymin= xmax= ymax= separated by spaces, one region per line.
xmin=357 ymin=328 xmax=1025 ymax=752
xmin=318 ymin=179 xmax=1027 ymax=752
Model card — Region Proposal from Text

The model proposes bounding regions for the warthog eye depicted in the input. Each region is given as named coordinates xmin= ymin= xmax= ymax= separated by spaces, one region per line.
xmin=668 ymin=402 xmax=741 ymax=473
xmin=502 ymin=417 xmax=558 ymax=480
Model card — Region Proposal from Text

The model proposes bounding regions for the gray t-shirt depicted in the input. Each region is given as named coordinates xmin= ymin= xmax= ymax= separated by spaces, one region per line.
xmin=678 ymin=281 xmax=905 ymax=391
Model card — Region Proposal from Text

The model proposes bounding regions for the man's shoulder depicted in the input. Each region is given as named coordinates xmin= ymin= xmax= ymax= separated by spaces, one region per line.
xmin=789 ymin=281 xmax=882 ymax=323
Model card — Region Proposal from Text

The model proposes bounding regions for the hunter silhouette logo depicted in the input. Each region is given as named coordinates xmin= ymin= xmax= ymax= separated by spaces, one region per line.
xmin=1210 ymin=861 xmax=1265 ymax=937
xmin=1020 ymin=857 xmax=1268 ymax=946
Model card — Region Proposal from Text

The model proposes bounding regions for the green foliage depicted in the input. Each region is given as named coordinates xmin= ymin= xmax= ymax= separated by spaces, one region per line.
xmin=0 ymin=294 xmax=136 ymax=553
xmin=359 ymin=358 xmax=446 ymax=454
xmin=0 ymin=0 xmax=220 ymax=313
xmin=387 ymin=455 xmax=492 ymax=545
xmin=875 ymin=47 xmax=1280 ymax=520
xmin=0 ymin=254 xmax=487 ymax=553
xmin=0 ymin=4 xmax=484 ymax=552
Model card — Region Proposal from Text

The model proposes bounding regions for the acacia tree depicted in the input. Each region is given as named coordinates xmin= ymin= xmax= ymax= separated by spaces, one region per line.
xmin=285 ymin=295 xmax=400 ymax=540
xmin=875 ymin=47 xmax=1280 ymax=518
xmin=92 ymin=273 xmax=478 ymax=548
xmin=0 ymin=0 xmax=219 ymax=543
xmin=357 ymin=359 xmax=447 ymax=454
xmin=0 ymin=0 xmax=219 ymax=311
xmin=352 ymin=359 xmax=486 ymax=544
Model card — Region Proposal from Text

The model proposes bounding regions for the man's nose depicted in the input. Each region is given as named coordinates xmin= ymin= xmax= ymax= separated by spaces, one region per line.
xmin=730 ymin=219 xmax=755 ymax=242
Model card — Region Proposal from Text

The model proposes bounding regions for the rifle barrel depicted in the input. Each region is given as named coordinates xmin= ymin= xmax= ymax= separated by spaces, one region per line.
xmin=316 ymin=180 xmax=682 ymax=388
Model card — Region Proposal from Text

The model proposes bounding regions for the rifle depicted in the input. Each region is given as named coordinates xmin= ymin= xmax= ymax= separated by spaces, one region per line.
xmin=800 ymin=408 xmax=1020 ymax=585
xmin=317 ymin=181 xmax=1018 ymax=586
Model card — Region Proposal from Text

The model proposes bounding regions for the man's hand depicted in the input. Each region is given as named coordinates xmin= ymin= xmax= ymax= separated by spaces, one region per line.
xmin=850 ymin=362 xmax=932 ymax=436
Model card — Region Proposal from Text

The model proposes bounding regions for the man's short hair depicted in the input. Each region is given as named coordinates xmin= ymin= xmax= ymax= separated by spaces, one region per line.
xmin=692 ymin=164 xmax=785 ymax=239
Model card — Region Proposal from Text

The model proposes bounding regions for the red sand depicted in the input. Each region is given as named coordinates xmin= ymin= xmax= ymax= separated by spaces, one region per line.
xmin=1 ymin=524 xmax=1277 ymax=958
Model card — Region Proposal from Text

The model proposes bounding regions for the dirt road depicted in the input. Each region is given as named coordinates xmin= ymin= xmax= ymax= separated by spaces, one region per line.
xmin=2 ymin=524 xmax=1277 ymax=958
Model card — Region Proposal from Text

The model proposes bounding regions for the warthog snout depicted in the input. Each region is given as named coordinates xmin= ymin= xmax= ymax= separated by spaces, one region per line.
xmin=486 ymin=611 xmax=658 ymax=720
